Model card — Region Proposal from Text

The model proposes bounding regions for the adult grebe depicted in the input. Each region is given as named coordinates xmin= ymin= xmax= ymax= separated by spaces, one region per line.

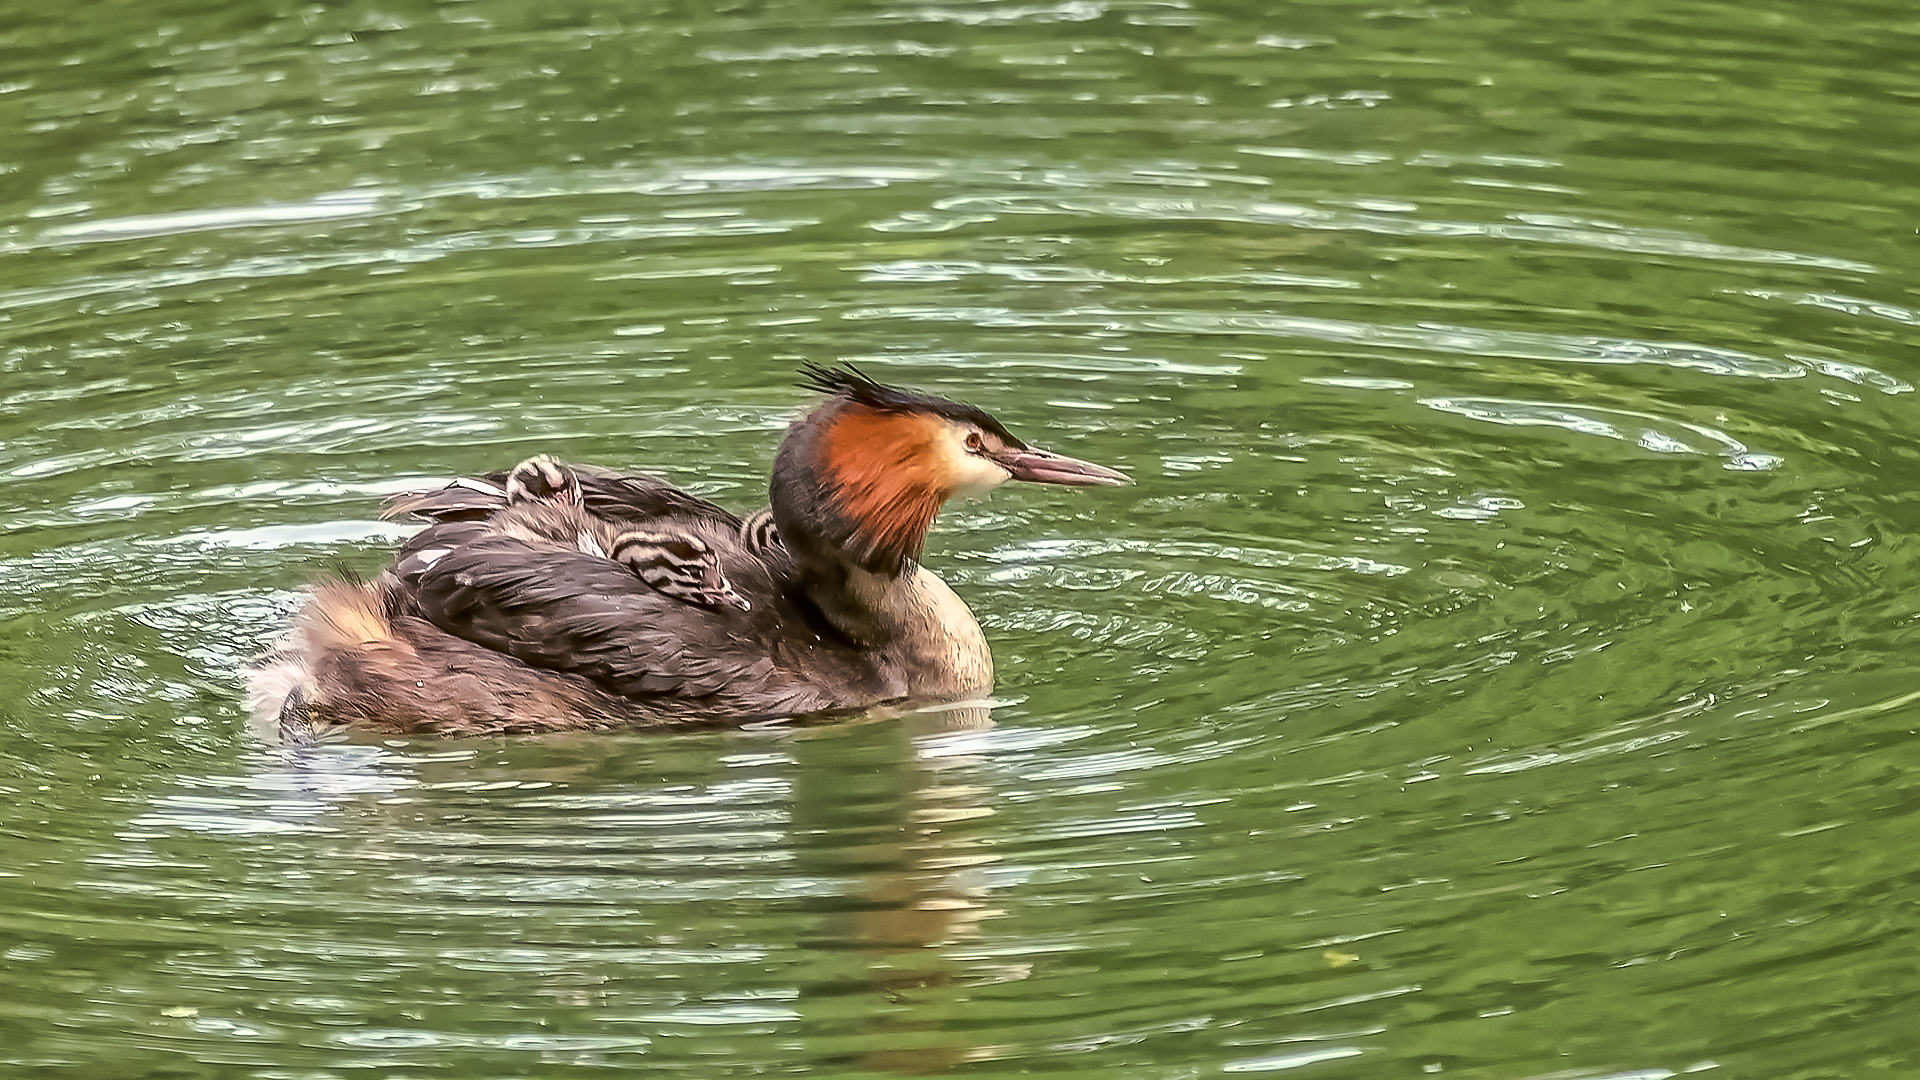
xmin=248 ymin=365 xmax=1128 ymax=738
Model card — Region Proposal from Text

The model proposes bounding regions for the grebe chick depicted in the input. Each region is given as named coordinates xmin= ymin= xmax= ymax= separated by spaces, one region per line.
xmin=737 ymin=506 xmax=792 ymax=578
xmin=504 ymin=454 xmax=584 ymax=507
xmin=739 ymin=505 xmax=781 ymax=558
xmin=250 ymin=364 xmax=1128 ymax=738
xmin=484 ymin=455 xmax=752 ymax=610
xmin=609 ymin=529 xmax=751 ymax=612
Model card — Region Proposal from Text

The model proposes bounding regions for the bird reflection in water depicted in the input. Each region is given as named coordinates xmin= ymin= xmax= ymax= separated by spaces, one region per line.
xmin=787 ymin=704 xmax=1020 ymax=1074
xmin=212 ymin=702 xmax=1023 ymax=1072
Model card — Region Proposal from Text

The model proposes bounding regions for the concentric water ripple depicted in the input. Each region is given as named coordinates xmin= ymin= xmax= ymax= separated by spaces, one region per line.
xmin=5 ymin=0 xmax=1920 ymax=1075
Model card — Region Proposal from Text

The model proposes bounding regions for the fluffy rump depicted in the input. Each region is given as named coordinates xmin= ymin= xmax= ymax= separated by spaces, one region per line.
xmin=246 ymin=578 xmax=672 ymax=739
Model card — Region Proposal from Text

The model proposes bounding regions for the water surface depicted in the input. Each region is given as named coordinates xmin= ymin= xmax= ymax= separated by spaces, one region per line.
xmin=4 ymin=0 xmax=1920 ymax=1076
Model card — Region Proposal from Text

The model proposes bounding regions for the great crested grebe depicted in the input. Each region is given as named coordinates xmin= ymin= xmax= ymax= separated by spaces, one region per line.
xmin=247 ymin=365 xmax=1128 ymax=739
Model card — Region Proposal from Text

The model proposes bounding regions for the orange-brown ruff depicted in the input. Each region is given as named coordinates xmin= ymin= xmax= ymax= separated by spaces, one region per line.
xmin=820 ymin=408 xmax=952 ymax=572
xmin=248 ymin=365 xmax=1128 ymax=739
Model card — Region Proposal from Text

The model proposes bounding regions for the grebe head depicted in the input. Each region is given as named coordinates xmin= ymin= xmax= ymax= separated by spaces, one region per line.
xmin=774 ymin=363 xmax=1129 ymax=577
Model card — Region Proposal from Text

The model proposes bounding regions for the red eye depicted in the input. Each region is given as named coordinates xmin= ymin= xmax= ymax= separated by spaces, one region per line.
xmin=965 ymin=431 xmax=985 ymax=453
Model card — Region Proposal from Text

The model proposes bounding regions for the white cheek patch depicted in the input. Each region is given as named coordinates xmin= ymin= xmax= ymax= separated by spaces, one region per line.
xmin=951 ymin=454 xmax=1011 ymax=499
xmin=933 ymin=423 xmax=1013 ymax=499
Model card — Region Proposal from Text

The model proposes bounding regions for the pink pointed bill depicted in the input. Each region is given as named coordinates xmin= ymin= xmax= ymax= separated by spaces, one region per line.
xmin=995 ymin=447 xmax=1131 ymax=486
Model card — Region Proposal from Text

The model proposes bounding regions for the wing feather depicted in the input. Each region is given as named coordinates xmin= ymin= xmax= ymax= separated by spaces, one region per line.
xmin=384 ymin=465 xmax=742 ymax=530
xmin=400 ymin=533 xmax=833 ymax=711
xmin=375 ymin=460 xmax=855 ymax=721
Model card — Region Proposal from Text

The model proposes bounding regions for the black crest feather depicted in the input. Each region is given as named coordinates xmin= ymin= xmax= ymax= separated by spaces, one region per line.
xmin=797 ymin=362 xmax=916 ymax=409
xmin=796 ymin=362 xmax=1025 ymax=448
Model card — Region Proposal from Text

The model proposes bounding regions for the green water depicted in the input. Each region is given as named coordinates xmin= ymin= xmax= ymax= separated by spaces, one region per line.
xmin=5 ymin=0 xmax=1920 ymax=1075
